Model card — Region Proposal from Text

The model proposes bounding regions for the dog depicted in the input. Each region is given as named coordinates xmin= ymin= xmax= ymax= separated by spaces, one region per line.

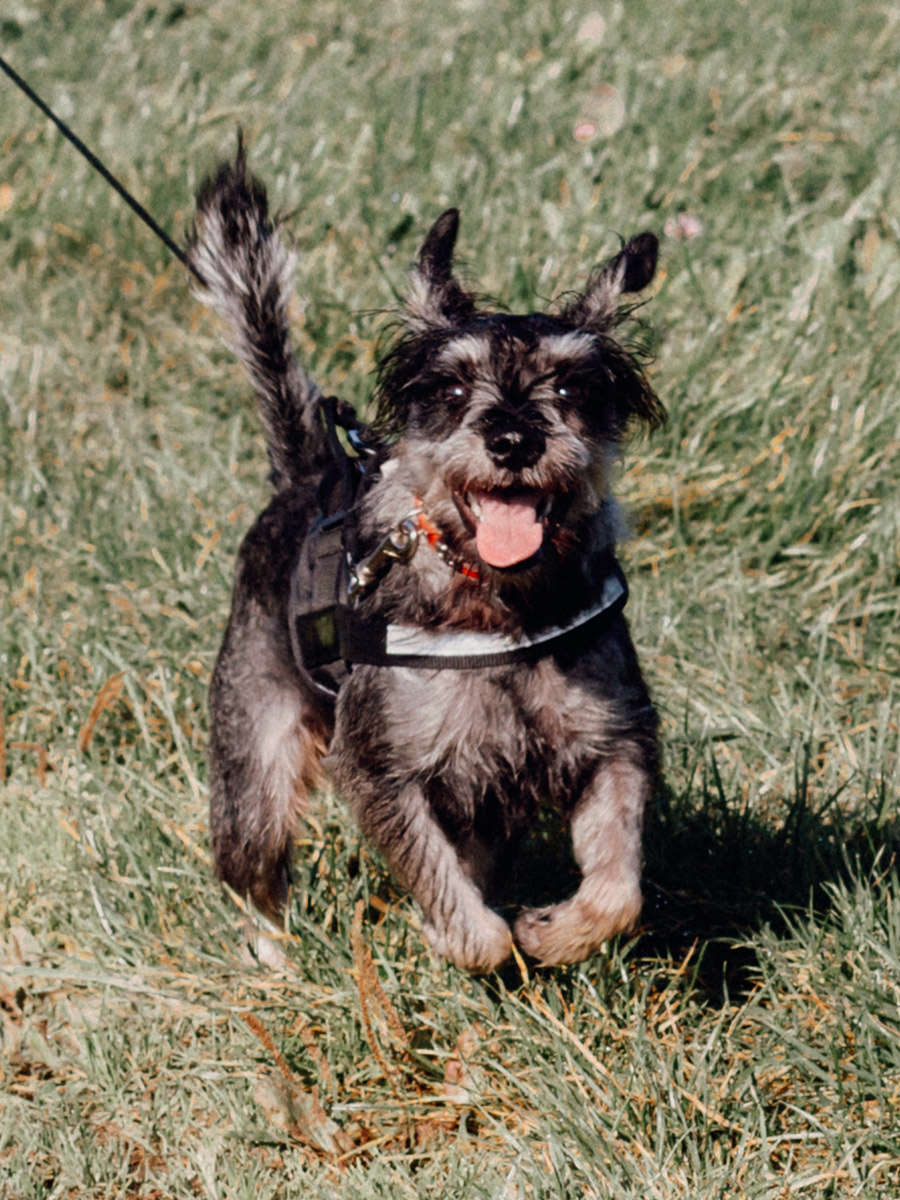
xmin=188 ymin=149 xmax=664 ymax=970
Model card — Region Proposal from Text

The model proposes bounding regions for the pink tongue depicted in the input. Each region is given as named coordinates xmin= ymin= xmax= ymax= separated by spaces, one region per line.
xmin=473 ymin=491 xmax=544 ymax=567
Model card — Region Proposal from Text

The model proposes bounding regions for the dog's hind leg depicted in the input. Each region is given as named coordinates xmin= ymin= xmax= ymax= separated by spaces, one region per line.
xmin=208 ymin=606 xmax=328 ymax=924
xmin=513 ymin=754 xmax=648 ymax=965
xmin=351 ymin=781 xmax=513 ymax=972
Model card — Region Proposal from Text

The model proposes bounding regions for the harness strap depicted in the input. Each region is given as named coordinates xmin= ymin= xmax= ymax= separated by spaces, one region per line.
xmin=290 ymin=520 xmax=345 ymax=664
xmin=290 ymin=548 xmax=629 ymax=700
xmin=288 ymin=396 xmax=373 ymax=700
xmin=335 ymin=558 xmax=628 ymax=670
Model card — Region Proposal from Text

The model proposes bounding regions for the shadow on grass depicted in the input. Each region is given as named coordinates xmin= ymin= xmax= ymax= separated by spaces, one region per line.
xmin=642 ymin=747 xmax=898 ymax=1002
xmin=492 ymin=744 xmax=898 ymax=1004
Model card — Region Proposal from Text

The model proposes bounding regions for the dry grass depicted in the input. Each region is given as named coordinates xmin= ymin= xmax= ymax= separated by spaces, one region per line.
xmin=2 ymin=1 xmax=899 ymax=1195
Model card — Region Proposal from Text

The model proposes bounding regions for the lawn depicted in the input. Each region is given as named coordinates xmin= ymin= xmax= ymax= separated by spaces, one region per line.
xmin=1 ymin=1 xmax=898 ymax=1195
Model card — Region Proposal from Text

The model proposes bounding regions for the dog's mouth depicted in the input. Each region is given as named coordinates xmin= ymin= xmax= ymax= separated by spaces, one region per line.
xmin=453 ymin=487 xmax=559 ymax=569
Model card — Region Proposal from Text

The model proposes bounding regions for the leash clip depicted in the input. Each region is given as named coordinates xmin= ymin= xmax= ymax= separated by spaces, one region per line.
xmin=347 ymin=514 xmax=420 ymax=600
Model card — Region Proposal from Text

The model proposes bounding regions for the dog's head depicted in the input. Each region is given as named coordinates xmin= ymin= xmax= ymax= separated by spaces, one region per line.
xmin=374 ymin=210 xmax=664 ymax=578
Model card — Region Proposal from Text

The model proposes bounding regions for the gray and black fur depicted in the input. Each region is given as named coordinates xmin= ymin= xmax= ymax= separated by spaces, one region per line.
xmin=189 ymin=149 xmax=664 ymax=970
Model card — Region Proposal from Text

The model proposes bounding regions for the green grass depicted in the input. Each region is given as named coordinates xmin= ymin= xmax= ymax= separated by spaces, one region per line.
xmin=1 ymin=0 xmax=898 ymax=1195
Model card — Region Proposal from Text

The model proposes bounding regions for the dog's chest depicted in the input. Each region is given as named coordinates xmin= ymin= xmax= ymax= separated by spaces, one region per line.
xmin=382 ymin=659 xmax=614 ymax=783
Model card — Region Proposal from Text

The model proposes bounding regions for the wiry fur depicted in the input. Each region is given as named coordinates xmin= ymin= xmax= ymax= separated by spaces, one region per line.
xmin=190 ymin=150 xmax=665 ymax=969
xmin=190 ymin=146 xmax=329 ymax=490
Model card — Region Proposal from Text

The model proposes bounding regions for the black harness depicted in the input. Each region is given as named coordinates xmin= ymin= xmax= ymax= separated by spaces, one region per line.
xmin=288 ymin=398 xmax=630 ymax=702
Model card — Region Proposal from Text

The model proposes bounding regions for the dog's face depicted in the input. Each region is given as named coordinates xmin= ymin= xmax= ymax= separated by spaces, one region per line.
xmin=375 ymin=211 xmax=665 ymax=579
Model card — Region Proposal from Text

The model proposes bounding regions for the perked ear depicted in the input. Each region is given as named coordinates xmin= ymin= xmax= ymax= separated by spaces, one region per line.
xmin=418 ymin=208 xmax=461 ymax=283
xmin=560 ymin=231 xmax=658 ymax=330
xmin=404 ymin=208 xmax=476 ymax=330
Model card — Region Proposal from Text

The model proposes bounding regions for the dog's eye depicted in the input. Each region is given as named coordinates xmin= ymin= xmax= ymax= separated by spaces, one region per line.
xmin=434 ymin=378 xmax=470 ymax=406
xmin=555 ymin=380 xmax=586 ymax=402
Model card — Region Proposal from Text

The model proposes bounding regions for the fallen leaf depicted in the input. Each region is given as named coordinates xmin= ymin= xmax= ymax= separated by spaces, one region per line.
xmin=253 ymin=1072 xmax=354 ymax=1157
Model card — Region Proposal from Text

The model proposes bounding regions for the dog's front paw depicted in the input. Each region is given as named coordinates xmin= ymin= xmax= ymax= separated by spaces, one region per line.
xmin=422 ymin=909 xmax=512 ymax=973
xmin=514 ymin=884 xmax=641 ymax=966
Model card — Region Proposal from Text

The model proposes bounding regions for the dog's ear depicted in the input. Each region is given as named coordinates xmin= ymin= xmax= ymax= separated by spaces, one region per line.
xmin=560 ymin=232 xmax=658 ymax=330
xmin=405 ymin=208 xmax=476 ymax=329
xmin=418 ymin=208 xmax=460 ymax=284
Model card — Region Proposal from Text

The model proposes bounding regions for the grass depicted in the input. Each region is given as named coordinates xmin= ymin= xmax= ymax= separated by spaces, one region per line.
xmin=1 ymin=0 xmax=898 ymax=1194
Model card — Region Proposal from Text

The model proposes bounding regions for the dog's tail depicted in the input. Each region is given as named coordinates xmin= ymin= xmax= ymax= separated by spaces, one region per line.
xmin=187 ymin=144 xmax=325 ymax=489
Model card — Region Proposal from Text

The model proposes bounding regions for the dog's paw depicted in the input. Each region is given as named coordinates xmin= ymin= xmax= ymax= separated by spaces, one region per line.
xmin=422 ymin=909 xmax=512 ymax=973
xmin=514 ymin=886 xmax=641 ymax=966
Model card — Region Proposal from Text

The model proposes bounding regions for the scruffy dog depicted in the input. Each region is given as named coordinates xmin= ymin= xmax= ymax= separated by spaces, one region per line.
xmin=188 ymin=150 xmax=664 ymax=971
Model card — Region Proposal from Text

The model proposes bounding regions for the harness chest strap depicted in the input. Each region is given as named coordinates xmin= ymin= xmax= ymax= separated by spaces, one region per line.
xmin=289 ymin=526 xmax=629 ymax=686
xmin=338 ymin=561 xmax=628 ymax=670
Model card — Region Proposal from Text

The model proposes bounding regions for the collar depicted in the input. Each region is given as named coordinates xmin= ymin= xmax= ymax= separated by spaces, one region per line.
xmin=412 ymin=501 xmax=481 ymax=582
xmin=346 ymin=499 xmax=480 ymax=600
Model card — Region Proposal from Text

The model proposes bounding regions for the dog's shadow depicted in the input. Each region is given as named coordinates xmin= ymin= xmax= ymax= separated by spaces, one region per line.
xmin=494 ymin=751 xmax=898 ymax=1002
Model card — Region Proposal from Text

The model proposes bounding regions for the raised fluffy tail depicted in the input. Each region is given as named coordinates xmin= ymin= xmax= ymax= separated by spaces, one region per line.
xmin=187 ymin=145 xmax=324 ymax=489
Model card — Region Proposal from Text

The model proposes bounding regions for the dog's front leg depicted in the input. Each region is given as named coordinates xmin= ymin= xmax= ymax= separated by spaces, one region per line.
xmin=356 ymin=782 xmax=513 ymax=972
xmin=514 ymin=754 xmax=648 ymax=965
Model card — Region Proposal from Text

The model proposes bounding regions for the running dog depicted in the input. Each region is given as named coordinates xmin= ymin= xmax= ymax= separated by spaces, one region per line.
xmin=188 ymin=149 xmax=664 ymax=970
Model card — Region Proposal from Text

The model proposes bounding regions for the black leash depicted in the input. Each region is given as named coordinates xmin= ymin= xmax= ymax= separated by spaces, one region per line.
xmin=0 ymin=52 xmax=204 ymax=283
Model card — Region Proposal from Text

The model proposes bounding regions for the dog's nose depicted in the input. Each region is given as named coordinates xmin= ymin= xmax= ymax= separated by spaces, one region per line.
xmin=484 ymin=425 xmax=545 ymax=470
